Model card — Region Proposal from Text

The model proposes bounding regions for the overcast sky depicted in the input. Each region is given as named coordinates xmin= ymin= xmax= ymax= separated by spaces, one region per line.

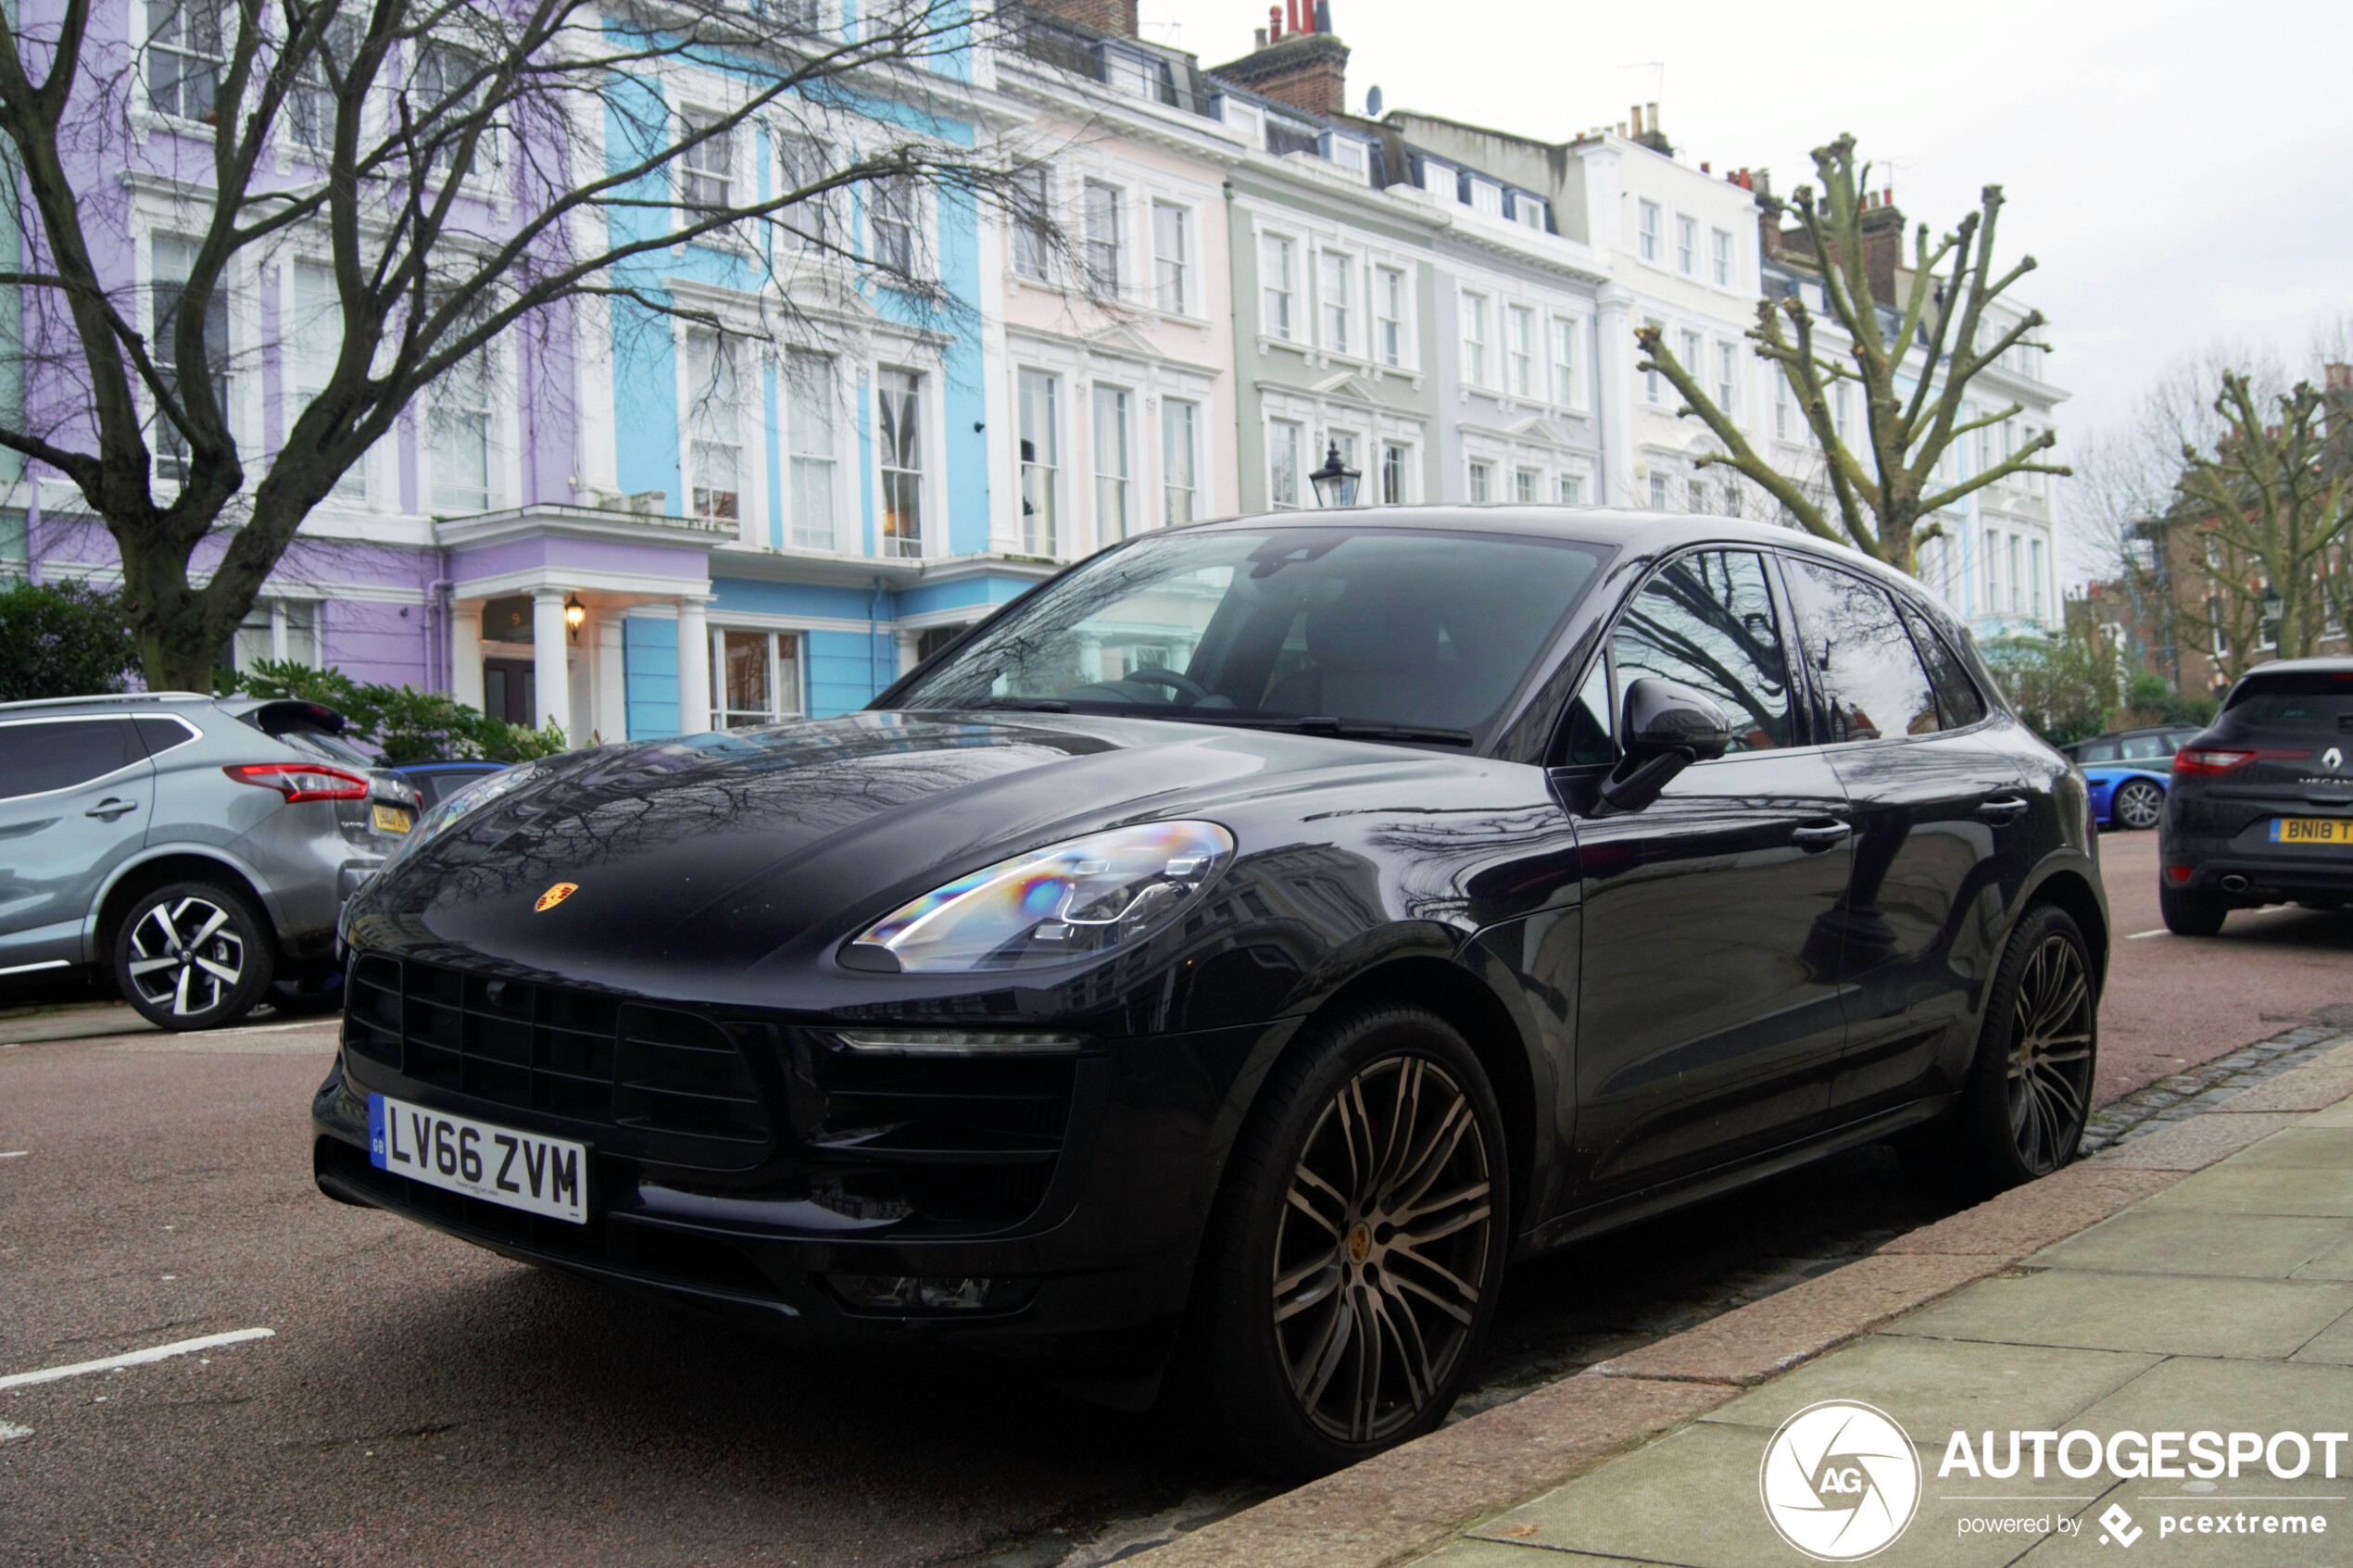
xmin=1144 ymin=0 xmax=2352 ymax=573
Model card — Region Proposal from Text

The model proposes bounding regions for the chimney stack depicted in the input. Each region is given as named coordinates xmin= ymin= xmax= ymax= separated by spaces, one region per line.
xmin=1025 ymin=0 xmax=1141 ymax=37
xmin=1213 ymin=5 xmax=1350 ymax=117
xmin=1856 ymin=195 xmax=1906 ymax=306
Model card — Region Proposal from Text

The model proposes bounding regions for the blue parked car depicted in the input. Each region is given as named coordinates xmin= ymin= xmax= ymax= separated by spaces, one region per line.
xmin=2062 ymin=725 xmax=2202 ymax=830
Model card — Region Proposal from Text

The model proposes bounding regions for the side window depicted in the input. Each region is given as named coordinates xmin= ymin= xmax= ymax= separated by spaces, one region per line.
xmin=133 ymin=715 xmax=200 ymax=757
xmin=0 ymin=719 xmax=144 ymax=799
xmin=1783 ymin=558 xmax=1940 ymax=741
xmin=1896 ymin=601 xmax=1987 ymax=729
xmin=1611 ymin=549 xmax=1793 ymax=752
xmin=1562 ymin=657 xmax=1615 ymax=766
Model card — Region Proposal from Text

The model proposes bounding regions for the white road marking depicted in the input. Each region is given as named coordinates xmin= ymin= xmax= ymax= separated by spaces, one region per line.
xmin=0 ymin=1150 xmax=27 ymax=1159
xmin=2125 ymin=929 xmax=2169 ymax=939
xmin=0 ymin=1420 xmax=31 ymax=1442
xmin=0 ymin=1328 xmax=274 ymax=1391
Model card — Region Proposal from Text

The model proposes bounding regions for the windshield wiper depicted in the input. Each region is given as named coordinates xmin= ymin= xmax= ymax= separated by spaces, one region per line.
xmin=1219 ymin=714 xmax=1477 ymax=747
xmin=952 ymin=697 xmax=1072 ymax=713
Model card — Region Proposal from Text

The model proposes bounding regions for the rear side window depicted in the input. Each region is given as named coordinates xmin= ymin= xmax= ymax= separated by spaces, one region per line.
xmin=1896 ymin=601 xmax=1987 ymax=729
xmin=2074 ymin=739 xmax=2120 ymax=763
xmin=1611 ymin=549 xmax=1793 ymax=752
xmin=133 ymin=715 xmax=200 ymax=757
xmin=0 ymin=719 xmax=145 ymax=799
xmin=2118 ymin=734 xmax=2171 ymax=761
xmin=1782 ymin=558 xmax=1940 ymax=742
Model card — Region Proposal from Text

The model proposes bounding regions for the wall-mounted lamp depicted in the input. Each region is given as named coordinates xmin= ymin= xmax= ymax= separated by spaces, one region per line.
xmin=564 ymin=593 xmax=586 ymax=642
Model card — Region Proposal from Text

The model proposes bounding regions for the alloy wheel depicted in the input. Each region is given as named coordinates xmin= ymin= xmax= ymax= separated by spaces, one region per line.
xmin=2114 ymin=781 xmax=2163 ymax=831
xmin=125 ymin=897 xmax=246 ymax=1019
xmin=1271 ymin=1054 xmax=1495 ymax=1444
xmin=2006 ymin=933 xmax=2094 ymax=1174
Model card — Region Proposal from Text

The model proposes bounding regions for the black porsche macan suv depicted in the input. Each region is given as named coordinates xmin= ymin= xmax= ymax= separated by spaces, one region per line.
xmin=314 ymin=509 xmax=2106 ymax=1476
xmin=2158 ymin=658 xmax=2353 ymax=934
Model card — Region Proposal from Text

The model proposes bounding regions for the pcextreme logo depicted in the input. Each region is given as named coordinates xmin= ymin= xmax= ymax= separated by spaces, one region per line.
xmin=535 ymin=882 xmax=579 ymax=912
xmin=1760 ymin=1400 xmax=1922 ymax=1561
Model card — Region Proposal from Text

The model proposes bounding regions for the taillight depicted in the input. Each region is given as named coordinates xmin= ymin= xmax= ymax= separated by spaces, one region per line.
xmin=2173 ymin=748 xmax=2255 ymax=776
xmin=224 ymin=762 xmax=371 ymax=803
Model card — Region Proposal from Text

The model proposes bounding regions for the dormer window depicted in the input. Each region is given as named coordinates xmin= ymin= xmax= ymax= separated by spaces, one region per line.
xmin=1320 ymin=132 xmax=1366 ymax=175
xmin=1511 ymin=193 xmax=1547 ymax=232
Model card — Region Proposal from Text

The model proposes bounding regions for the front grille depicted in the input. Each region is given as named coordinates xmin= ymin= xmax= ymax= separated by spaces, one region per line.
xmin=345 ymin=954 xmax=774 ymax=1168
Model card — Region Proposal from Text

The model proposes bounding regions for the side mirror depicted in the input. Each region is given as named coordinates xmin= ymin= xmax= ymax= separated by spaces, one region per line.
xmin=1623 ymin=677 xmax=1732 ymax=763
xmin=1595 ymin=678 xmax=1732 ymax=816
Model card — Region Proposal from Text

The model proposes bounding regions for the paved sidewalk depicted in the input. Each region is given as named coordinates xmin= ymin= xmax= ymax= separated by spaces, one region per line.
xmin=1146 ymin=1037 xmax=2353 ymax=1568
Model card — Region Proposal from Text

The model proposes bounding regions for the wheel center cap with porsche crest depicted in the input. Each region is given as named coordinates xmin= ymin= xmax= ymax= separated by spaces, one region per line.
xmin=535 ymin=882 xmax=579 ymax=912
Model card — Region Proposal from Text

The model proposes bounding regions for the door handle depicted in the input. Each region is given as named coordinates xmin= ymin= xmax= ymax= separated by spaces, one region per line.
xmin=84 ymin=798 xmax=138 ymax=822
xmin=1790 ymin=820 xmax=1852 ymax=851
xmin=1977 ymin=797 xmax=2031 ymax=824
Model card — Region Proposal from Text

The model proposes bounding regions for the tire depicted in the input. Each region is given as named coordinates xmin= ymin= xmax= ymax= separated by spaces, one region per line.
xmin=2159 ymin=883 xmax=2228 ymax=936
xmin=1176 ymin=1006 xmax=1509 ymax=1480
xmin=113 ymin=882 xmax=276 ymax=1032
xmin=1919 ymin=905 xmax=2098 ymax=1199
xmin=2111 ymin=779 xmax=2164 ymax=832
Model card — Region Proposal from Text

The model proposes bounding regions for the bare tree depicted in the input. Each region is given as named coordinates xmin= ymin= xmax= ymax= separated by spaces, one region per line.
xmin=0 ymin=0 xmax=1050 ymax=689
xmin=1635 ymin=133 xmax=2070 ymax=572
xmin=2168 ymin=373 xmax=2351 ymax=675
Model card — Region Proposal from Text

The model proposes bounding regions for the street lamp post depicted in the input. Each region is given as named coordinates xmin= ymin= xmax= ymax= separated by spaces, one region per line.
xmin=2260 ymin=583 xmax=2284 ymax=647
xmin=1309 ymin=442 xmax=1361 ymax=509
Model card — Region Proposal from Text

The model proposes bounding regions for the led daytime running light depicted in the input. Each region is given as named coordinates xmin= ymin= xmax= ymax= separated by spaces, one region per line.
xmin=832 ymin=1030 xmax=1086 ymax=1056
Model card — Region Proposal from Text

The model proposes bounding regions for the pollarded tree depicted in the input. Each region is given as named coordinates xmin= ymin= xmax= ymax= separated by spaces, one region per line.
xmin=1635 ymin=133 xmax=2070 ymax=572
xmin=0 ymin=0 xmax=1048 ymax=690
xmin=2169 ymin=372 xmax=2352 ymax=676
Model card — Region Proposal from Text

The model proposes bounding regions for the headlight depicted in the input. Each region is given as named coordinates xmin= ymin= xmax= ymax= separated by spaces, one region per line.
xmin=843 ymin=821 xmax=1235 ymax=973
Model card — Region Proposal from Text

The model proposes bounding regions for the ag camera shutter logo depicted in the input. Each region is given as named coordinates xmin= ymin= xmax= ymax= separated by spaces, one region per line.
xmin=1759 ymin=1400 xmax=1922 ymax=1561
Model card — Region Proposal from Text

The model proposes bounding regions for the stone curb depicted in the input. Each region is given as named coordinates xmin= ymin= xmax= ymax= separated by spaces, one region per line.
xmin=1136 ymin=1039 xmax=2353 ymax=1568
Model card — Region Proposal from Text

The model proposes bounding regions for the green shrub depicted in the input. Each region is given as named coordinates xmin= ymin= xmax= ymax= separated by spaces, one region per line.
xmin=229 ymin=659 xmax=567 ymax=763
xmin=1982 ymin=633 xmax=2119 ymax=746
xmin=0 ymin=579 xmax=142 ymax=702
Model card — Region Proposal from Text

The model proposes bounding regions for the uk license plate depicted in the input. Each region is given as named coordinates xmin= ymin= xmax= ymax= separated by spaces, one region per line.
xmin=368 ymin=1093 xmax=586 ymax=1223
xmin=371 ymin=804 xmax=413 ymax=834
xmin=2271 ymin=818 xmax=2353 ymax=846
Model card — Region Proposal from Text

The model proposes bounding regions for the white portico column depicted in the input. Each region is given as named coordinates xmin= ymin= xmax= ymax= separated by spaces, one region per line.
xmin=450 ymin=601 xmax=484 ymax=709
xmin=1594 ymin=283 xmax=1635 ymax=508
xmin=675 ymin=596 xmax=711 ymax=735
xmin=532 ymin=588 xmax=573 ymax=739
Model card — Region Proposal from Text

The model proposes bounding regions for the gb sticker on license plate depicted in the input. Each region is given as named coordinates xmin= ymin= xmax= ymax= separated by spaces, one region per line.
xmin=369 ymin=1093 xmax=587 ymax=1224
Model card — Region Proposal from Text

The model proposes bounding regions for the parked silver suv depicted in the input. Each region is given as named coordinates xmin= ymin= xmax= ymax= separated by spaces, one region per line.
xmin=0 ymin=692 xmax=422 ymax=1029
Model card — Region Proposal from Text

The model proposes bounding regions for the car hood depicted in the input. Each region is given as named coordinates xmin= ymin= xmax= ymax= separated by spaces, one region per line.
xmin=346 ymin=710 xmax=1507 ymax=1001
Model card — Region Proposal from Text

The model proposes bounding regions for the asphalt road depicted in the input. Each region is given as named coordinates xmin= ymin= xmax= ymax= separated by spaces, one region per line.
xmin=2 ymin=834 xmax=2348 ymax=1568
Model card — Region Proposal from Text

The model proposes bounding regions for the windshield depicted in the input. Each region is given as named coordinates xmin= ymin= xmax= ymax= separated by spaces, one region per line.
xmin=889 ymin=526 xmax=1608 ymax=743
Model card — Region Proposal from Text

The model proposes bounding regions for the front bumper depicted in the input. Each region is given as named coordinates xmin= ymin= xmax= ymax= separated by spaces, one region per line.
xmin=311 ymin=1011 xmax=1286 ymax=1386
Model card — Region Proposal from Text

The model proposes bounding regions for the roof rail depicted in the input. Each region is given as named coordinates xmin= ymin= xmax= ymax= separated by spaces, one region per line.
xmin=0 ymin=691 xmax=212 ymax=712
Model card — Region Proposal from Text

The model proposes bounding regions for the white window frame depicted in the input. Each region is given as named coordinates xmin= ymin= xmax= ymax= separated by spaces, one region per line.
xmin=289 ymin=257 xmax=363 ymax=498
xmin=1162 ymin=396 xmax=1198 ymax=528
xmin=1715 ymin=340 xmax=1739 ymax=415
xmin=711 ymin=627 xmax=806 ymax=729
xmin=1711 ymin=227 xmax=1734 ymax=287
xmin=876 ymin=365 xmax=927 ymax=558
xmin=1083 ymin=179 xmax=1124 ymax=295
xmin=1261 ymin=231 xmax=1296 ymax=341
xmin=145 ymin=0 xmax=223 ymax=124
xmin=778 ymin=134 xmax=846 ymax=255
xmin=1317 ymin=250 xmax=1355 ymax=358
xmin=1010 ymin=163 xmax=1052 ymax=281
xmin=1550 ymin=315 xmax=1579 ymax=408
xmin=1466 ymin=458 xmax=1493 ymax=505
xmin=1151 ymin=200 xmax=1191 ymax=315
xmin=1507 ymin=304 xmax=1535 ymax=399
xmin=1460 ymin=291 xmax=1491 ymax=389
xmin=785 ymin=350 xmax=840 ymax=551
xmin=1675 ymin=213 xmax=1698 ymax=275
xmin=1375 ymin=265 xmax=1407 ymax=369
xmin=1016 ymin=366 xmax=1060 ymax=555
xmin=1092 ymin=382 xmax=1132 ymax=544
xmin=1267 ymin=418 xmax=1303 ymax=508
xmin=1637 ymin=200 xmax=1661 ymax=263
xmin=1379 ymin=440 xmax=1413 ymax=506
xmin=676 ymin=107 xmax=737 ymax=217
xmin=682 ymin=327 xmax=746 ymax=529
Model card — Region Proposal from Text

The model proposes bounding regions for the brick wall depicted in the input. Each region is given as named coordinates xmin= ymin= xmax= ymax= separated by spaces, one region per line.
xmin=1022 ymin=0 xmax=1138 ymax=37
xmin=1212 ymin=32 xmax=1349 ymax=119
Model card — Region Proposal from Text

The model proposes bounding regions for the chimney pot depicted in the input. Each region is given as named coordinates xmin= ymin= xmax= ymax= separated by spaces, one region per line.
xmin=1629 ymin=105 xmax=1643 ymax=135
xmin=1647 ymin=101 xmax=1659 ymax=129
xmin=1254 ymin=24 xmax=1267 ymax=46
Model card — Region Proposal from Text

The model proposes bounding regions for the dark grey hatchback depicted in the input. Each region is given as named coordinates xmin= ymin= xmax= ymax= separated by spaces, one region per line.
xmin=317 ymin=510 xmax=2107 ymax=1476
xmin=2158 ymin=659 xmax=2353 ymax=932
